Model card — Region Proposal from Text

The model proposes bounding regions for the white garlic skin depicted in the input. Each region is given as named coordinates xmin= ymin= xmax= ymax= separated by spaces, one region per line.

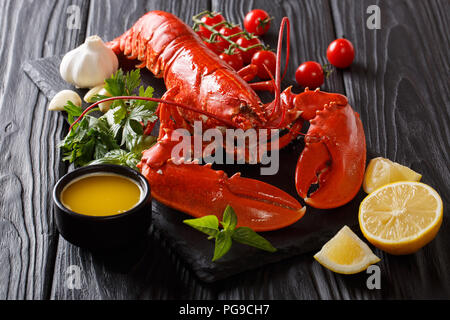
xmin=48 ymin=90 xmax=82 ymax=111
xmin=60 ymin=35 xmax=118 ymax=89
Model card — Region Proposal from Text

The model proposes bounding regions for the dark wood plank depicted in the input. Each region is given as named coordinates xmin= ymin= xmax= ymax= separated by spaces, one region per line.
xmin=2 ymin=0 xmax=448 ymax=301
xmin=49 ymin=0 xmax=218 ymax=300
xmin=0 ymin=0 xmax=89 ymax=299
xmin=330 ymin=0 xmax=450 ymax=299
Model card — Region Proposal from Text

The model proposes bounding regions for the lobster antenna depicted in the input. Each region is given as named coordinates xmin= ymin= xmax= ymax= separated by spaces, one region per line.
xmin=68 ymin=96 xmax=239 ymax=132
xmin=267 ymin=17 xmax=290 ymax=126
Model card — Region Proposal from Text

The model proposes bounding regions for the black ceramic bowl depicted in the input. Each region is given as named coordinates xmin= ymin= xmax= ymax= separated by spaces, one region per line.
xmin=53 ymin=164 xmax=152 ymax=251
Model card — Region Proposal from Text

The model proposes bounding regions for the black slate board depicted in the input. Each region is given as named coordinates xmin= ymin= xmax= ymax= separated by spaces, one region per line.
xmin=23 ymin=55 xmax=368 ymax=282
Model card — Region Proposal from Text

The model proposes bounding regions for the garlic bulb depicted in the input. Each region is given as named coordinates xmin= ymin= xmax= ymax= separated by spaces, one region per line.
xmin=60 ymin=35 xmax=118 ymax=88
xmin=48 ymin=90 xmax=82 ymax=111
xmin=83 ymin=85 xmax=113 ymax=113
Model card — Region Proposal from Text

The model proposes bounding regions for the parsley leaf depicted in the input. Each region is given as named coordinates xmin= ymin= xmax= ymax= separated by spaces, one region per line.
xmin=59 ymin=69 xmax=158 ymax=170
xmin=64 ymin=101 xmax=82 ymax=125
xmin=89 ymin=149 xmax=142 ymax=170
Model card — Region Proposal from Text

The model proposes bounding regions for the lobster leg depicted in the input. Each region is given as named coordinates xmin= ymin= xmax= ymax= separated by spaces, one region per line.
xmin=237 ymin=64 xmax=258 ymax=82
xmin=249 ymin=81 xmax=275 ymax=93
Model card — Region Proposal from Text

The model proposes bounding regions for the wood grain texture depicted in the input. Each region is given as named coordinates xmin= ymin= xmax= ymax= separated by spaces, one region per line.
xmin=330 ymin=0 xmax=450 ymax=299
xmin=0 ymin=0 xmax=89 ymax=299
xmin=0 ymin=0 xmax=449 ymax=300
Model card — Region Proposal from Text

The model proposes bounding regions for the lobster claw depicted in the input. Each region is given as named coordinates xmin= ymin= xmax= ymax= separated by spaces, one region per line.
xmin=140 ymin=160 xmax=305 ymax=232
xmin=138 ymin=136 xmax=305 ymax=231
xmin=294 ymin=90 xmax=366 ymax=209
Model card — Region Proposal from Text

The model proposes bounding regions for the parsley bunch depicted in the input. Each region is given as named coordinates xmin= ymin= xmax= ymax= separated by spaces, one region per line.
xmin=60 ymin=69 xmax=158 ymax=170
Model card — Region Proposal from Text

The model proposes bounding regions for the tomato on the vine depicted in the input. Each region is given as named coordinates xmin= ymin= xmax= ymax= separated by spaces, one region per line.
xmin=203 ymin=40 xmax=223 ymax=55
xmin=198 ymin=13 xmax=226 ymax=39
xmin=219 ymin=51 xmax=244 ymax=71
xmin=219 ymin=25 xmax=243 ymax=42
xmin=211 ymin=35 xmax=230 ymax=53
xmin=251 ymin=50 xmax=277 ymax=79
xmin=236 ymin=36 xmax=262 ymax=64
xmin=326 ymin=38 xmax=354 ymax=68
xmin=295 ymin=61 xmax=324 ymax=89
xmin=196 ymin=29 xmax=210 ymax=39
xmin=214 ymin=25 xmax=241 ymax=52
xmin=244 ymin=9 xmax=271 ymax=36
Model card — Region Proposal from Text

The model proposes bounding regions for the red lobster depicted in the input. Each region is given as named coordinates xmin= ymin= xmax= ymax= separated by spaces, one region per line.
xmin=102 ymin=11 xmax=366 ymax=231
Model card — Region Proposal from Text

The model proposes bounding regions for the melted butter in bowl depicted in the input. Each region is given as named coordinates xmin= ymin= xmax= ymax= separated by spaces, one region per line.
xmin=53 ymin=164 xmax=152 ymax=250
xmin=61 ymin=173 xmax=143 ymax=217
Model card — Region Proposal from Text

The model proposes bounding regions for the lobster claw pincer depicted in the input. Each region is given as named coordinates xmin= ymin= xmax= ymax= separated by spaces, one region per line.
xmin=138 ymin=134 xmax=305 ymax=231
xmin=140 ymin=160 xmax=305 ymax=232
xmin=294 ymin=90 xmax=366 ymax=209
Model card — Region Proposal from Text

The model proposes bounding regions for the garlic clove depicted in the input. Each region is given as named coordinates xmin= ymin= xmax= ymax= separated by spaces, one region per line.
xmin=48 ymin=90 xmax=82 ymax=111
xmin=83 ymin=84 xmax=105 ymax=103
xmin=83 ymin=85 xmax=113 ymax=113
xmin=60 ymin=35 xmax=119 ymax=89
xmin=97 ymin=88 xmax=113 ymax=113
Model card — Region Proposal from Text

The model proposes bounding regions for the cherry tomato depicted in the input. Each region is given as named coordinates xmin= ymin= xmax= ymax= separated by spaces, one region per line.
xmin=203 ymin=40 xmax=222 ymax=55
xmin=213 ymin=25 xmax=241 ymax=52
xmin=211 ymin=34 xmax=230 ymax=53
xmin=219 ymin=25 xmax=243 ymax=42
xmin=236 ymin=36 xmax=262 ymax=64
xmin=198 ymin=13 xmax=226 ymax=39
xmin=196 ymin=29 xmax=210 ymax=39
xmin=326 ymin=38 xmax=355 ymax=68
xmin=295 ymin=61 xmax=324 ymax=89
xmin=244 ymin=9 xmax=271 ymax=36
xmin=251 ymin=50 xmax=277 ymax=79
xmin=219 ymin=51 xmax=244 ymax=71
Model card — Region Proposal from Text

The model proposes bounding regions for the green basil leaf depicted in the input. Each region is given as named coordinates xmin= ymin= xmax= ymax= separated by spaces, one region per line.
xmin=232 ymin=227 xmax=277 ymax=253
xmin=221 ymin=205 xmax=237 ymax=231
xmin=213 ymin=231 xmax=233 ymax=261
xmin=183 ymin=215 xmax=219 ymax=237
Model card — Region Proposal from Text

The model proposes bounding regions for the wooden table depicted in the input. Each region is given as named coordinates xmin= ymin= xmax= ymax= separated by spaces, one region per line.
xmin=0 ymin=0 xmax=449 ymax=300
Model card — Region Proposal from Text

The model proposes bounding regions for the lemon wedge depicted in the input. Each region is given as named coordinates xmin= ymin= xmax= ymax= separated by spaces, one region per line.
xmin=314 ymin=226 xmax=380 ymax=274
xmin=359 ymin=181 xmax=443 ymax=255
xmin=363 ymin=157 xmax=422 ymax=194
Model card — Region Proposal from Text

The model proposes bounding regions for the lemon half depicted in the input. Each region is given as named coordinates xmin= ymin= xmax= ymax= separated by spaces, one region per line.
xmin=359 ymin=181 xmax=443 ymax=255
xmin=363 ymin=157 xmax=422 ymax=194
xmin=314 ymin=226 xmax=380 ymax=274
